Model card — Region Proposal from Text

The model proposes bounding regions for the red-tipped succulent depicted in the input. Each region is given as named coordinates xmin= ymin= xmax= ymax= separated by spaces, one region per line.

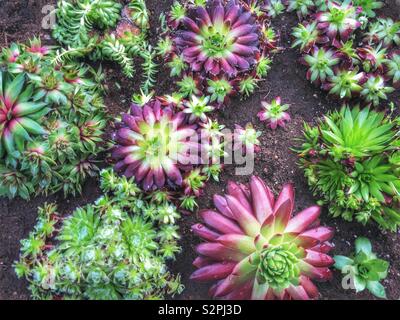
xmin=174 ymin=0 xmax=260 ymax=76
xmin=167 ymin=0 xmax=277 ymax=105
xmin=191 ymin=176 xmax=334 ymax=300
xmin=112 ymin=98 xmax=203 ymax=191
xmin=316 ymin=0 xmax=361 ymax=42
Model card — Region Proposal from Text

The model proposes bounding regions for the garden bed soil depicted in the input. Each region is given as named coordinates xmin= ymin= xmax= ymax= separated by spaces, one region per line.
xmin=0 ymin=0 xmax=399 ymax=300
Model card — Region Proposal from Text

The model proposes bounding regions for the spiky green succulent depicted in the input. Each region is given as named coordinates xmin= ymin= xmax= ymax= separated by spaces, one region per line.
xmin=297 ymin=106 xmax=400 ymax=231
xmin=287 ymin=0 xmax=315 ymax=17
xmin=292 ymin=22 xmax=326 ymax=53
xmin=14 ymin=169 xmax=184 ymax=300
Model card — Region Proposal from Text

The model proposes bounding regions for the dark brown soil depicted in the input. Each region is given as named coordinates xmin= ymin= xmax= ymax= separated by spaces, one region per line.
xmin=0 ymin=0 xmax=399 ymax=300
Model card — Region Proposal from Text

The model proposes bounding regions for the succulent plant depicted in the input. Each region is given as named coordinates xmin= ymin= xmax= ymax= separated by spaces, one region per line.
xmin=183 ymin=95 xmax=215 ymax=122
xmin=386 ymin=52 xmax=400 ymax=87
xmin=287 ymin=0 xmax=315 ymax=17
xmin=364 ymin=18 xmax=400 ymax=48
xmin=360 ymin=75 xmax=394 ymax=107
xmin=53 ymin=0 xmax=156 ymax=90
xmin=291 ymin=22 xmax=327 ymax=53
xmin=0 ymin=72 xmax=49 ymax=158
xmin=112 ymin=96 xmax=224 ymax=194
xmin=166 ymin=0 xmax=277 ymax=103
xmin=297 ymin=106 xmax=400 ymax=230
xmin=323 ymin=67 xmax=365 ymax=99
xmin=357 ymin=44 xmax=387 ymax=73
xmin=233 ymin=123 xmax=261 ymax=154
xmin=302 ymin=47 xmax=340 ymax=84
xmin=191 ymin=176 xmax=334 ymax=300
xmin=112 ymin=98 xmax=201 ymax=191
xmin=291 ymin=3 xmax=398 ymax=107
xmin=0 ymin=40 xmax=107 ymax=199
xmin=262 ymin=0 xmax=285 ymax=18
xmin=173 ymin=0 xmax=260 ymax=76
xmin=14 ymin=169 xmax=184 ymax=300
xmin=316 ymin=0 xmax=361 ymax=42
xmin=258 ymin=97 xmax=291 ymax=130
xmin=334 ymin=237 xmax=389 ymax=299
xmin=206 ymin=77 xmax=234 ymax=105
xmin=352 ymin=0 xmax=384 ymax=18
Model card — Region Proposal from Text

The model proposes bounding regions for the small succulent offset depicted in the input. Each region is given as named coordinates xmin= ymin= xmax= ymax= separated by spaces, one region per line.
xmin=296 ymin=106 xmax=400 ymax=231
xmin=334 ymin=237 xmax=389 ymax=299
xmin=14 ymin=169 xmax=184 ymax=300
xmin=258 ymin=97 xmax=291 ymax=130
xmin=0 ymin=40 xmax=106 ymax=200
xmin=364 ymin=18 xmax=400 ymax=48
xmin=165 ymin=0 xmax=278 ymax=106
xmin=191 ymin=176 xmax=334 ymax=300
xmin=0 ymin=72 xmax=49 ymax=157
xmin=111 ymin=96 xmax=224 ymax=195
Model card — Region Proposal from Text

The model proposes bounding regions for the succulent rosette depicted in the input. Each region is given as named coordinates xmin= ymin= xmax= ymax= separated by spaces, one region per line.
xmin=233 ymin=123 xmax=261 ymax=153
xmin=316 ymin=0 xmax=361 ymax=42
xmin=291 ymin=0 xmax=399 ymax=106
xmin=174 ymin=0 xmax=260 ymax=76
xmin=0 ymin=72 xmax=49 ymax=158
xmin=191 ymin=176 xmax=334 ymax=300
xmin=0 ymin=40 xmax=106 ymax=200
xmin=167 ymin=0 xmax=277 ymax=105
xmin=258 ymin=97 xmax=291 ymax=130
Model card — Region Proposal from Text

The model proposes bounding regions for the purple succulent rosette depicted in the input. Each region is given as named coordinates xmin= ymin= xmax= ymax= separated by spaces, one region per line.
xmin=111 ymin=97 xmax=225 ymax=194
xmin=291 ymin=0 xmax=399 ymax=106
xmin=164 ymin=0 xmax=278 ymax=107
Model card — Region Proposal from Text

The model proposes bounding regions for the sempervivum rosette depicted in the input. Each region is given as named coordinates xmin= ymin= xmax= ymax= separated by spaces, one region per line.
xmin=112 ymin=98 xmax=203 ymax=191
xmin=175 ymin=0 xmax=260 ymax=76
xmin=166 ymin=0 xmax=277 ymax=105
xmin=191 ymin=176 xmax=334 ymax=300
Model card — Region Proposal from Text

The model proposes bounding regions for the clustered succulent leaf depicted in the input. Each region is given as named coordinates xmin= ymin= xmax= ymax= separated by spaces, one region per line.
xmin=164 ymin=0 xmax=278 ymax=107
xmin=334 ymin=237 xmax=389 ymax=298
xmin=291 ymin=0 xmax=399 ymax=107
xmin=296 ymin=106 xmax=400 ymax=231
xmin=233 ymin=123 xmax=261 ymax=154
xmin=53 ymin=0 xmax=157 ymax=91
xmin=0 ymin=39 xmax=106 ymax=200
xmin=111 ymin=96 xmax=225 ymax=196
xmin=191 ymin=176 xmax=334 ymax=300
xmin=14 ymin=169 xmax=184 ymax=300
